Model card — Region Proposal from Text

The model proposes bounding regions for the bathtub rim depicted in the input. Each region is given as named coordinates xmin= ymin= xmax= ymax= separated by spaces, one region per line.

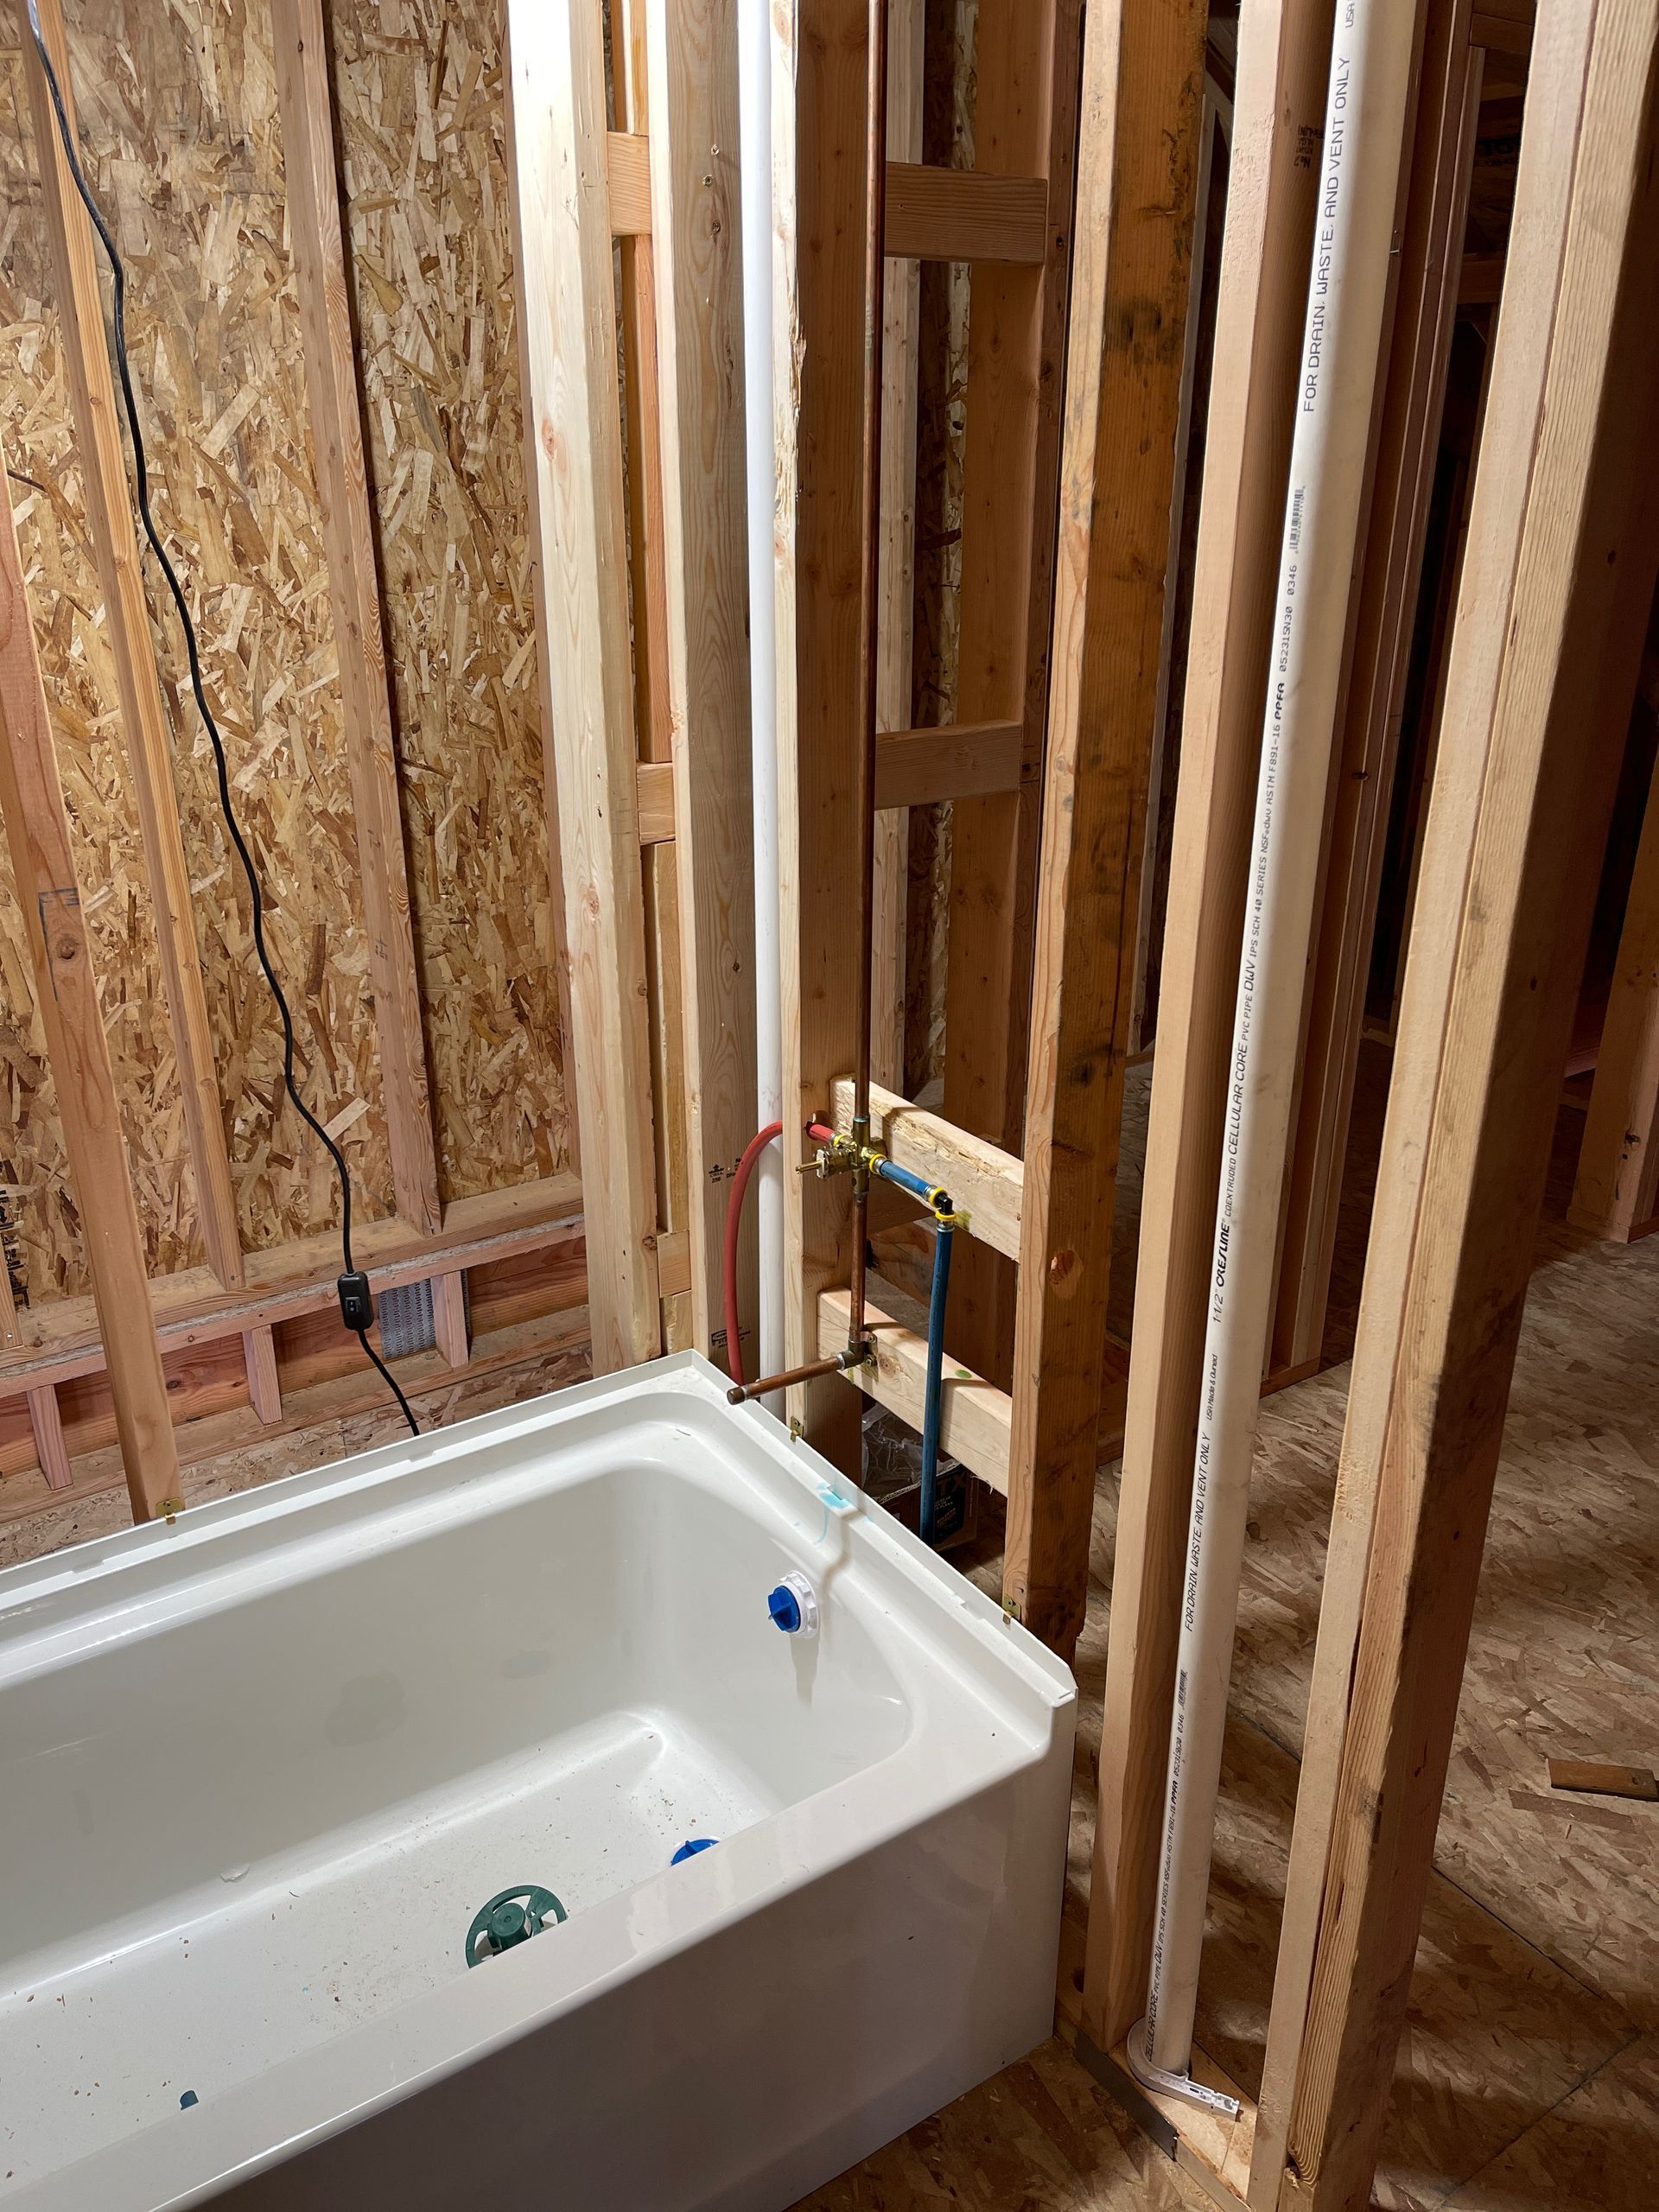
xmin=0 ymin=1357 xmax=1068 ymax=1705
xmin=0 ymin=1354 xmax=1075 ymax=2210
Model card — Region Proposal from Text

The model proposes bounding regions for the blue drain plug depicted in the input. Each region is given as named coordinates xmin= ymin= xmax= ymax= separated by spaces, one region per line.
xmin=466 ymin=1885 xmax=567 ymax=1967
xmin=766 ymin=1571 xmax=820 ymax=1638
xmin=671 ymin=1837 xmax=718 ymax=1865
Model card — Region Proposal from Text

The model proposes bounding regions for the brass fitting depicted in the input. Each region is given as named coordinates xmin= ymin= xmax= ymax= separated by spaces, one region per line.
xmin=798 ymin=1118 xmax=883 ymax=1185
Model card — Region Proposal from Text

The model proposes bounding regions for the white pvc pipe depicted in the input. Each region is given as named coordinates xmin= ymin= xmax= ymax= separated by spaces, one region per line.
xmin=1140 ymin=0 xmax=1419 ymax=2082
xmin=739 ymin=0 xmax=784 ymax=1390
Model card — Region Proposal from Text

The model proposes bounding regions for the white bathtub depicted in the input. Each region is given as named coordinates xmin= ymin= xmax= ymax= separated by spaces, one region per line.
xmin=0 ymin=1353 xmax=1074 ymax=2209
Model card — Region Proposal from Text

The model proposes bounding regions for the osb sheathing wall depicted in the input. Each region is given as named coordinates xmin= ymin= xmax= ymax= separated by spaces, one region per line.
xmin=0 ymin=0 xmax=567 ymax=1308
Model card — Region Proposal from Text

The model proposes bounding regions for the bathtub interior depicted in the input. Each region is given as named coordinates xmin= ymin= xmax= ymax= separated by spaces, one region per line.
xmin=0 ymin=1393 xmax=953 ymax=2190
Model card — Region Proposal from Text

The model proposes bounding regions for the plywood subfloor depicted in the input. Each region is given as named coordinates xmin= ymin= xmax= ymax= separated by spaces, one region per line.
xmin=796 ymin=2035 xmax=1216 ymax=2211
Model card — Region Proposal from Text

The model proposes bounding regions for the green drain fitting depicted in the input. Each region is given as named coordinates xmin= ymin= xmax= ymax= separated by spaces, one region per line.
xmin=465 ymin=1885 xmax=567 ymax=1967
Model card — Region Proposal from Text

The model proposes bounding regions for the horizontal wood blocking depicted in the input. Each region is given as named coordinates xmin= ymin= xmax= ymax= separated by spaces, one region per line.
xmin=874 ymin=719 xmax=1024 ymax=809
xmin=828 ymin=1076 xmax=1024 ymax=1261
xmin=1 ymin=1297 xmax=590 ymax=1524
xmin=1459 ymin=250 xmax=1503 ymax=304
xmin=242 ymin=1325 xmax=283 ymax=1424
xmin=27 ymin=1384 xmax=72 ymax=1491
xmin=637 ymin=759 xmax=676 ymax=842
xmin=820 ymin=1287 xmax=1012 ymax=1492
xmin=1471 ymin=1 xmax=1533 ymax=54
xmin=607 ymin=130 xmax=652 ymax=233
xmin=1 ymin=1171 xmax=583 ymax=1393
xmin=430 ymin=1270 xmax=471 ymax=1368
xmin=821 ymin=1287 xmax=1129 ymax=1499
xmin=884 ymin=162 xmax=1048 ymax=264
xmin=657 ymin=1228 xmax=692 ymax=1300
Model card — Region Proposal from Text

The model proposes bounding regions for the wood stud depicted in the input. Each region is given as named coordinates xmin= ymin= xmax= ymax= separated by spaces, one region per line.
xmin=0 ymin=443 xmax=182 ymax=1520
xmin=22 ymin=0 xmax=246 ymax=1292
xmin=1004 ymin=0 xmax=1209 ymax=1655
xmin=773 ymin=0 xmax=874 ymax=1473
xmin=506 ymin=0 xmax=663 ymax=1374
xmin=940 ymin=0 xmax=1084 ymax=1394
xmin=613 ymin=0 xmax=694 ymax=1358
xmin=1275 ymin=9 xmax=1659 ymax=2200
xmin=271 ymin=0 xmax=443 ymax=1239
xmin=1571 ymin=735 xmax=1659 ymax=1238
xmin=870 ymin=0 xmax=925 ymax=1091
xmin=645 ymin=0 xmax=759 ymax=1360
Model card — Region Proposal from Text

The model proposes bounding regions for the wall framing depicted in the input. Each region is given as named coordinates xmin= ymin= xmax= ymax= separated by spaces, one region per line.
xmin=1079 ymin=3 xmax=1659 ymax=2208
xmin=1 ymin=0 xmax=585 ymax=1523
xmin=4 ymin=14 xmax=1653 ymax=2212
xmin=773 ymin=0 xmax=1207 ymax=1638
xmin=505 ymin=0 xmax=756 ymax=1389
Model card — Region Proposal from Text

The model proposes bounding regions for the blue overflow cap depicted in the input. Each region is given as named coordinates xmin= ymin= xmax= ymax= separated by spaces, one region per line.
xmin=766 ymin=1582 xmax=802 ymax=1633
xmin=671 ymin=1837 xmax=719 ymax=1865
xmin=179 ymin=2091 xmax=199 ymax=2110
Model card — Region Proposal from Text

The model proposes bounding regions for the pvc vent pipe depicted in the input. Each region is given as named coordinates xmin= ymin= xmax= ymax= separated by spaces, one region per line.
xmin=738 ymin=0 xmax=785 ymax=1394
xmin=1133 ymin=0 xmax=1420 ymax=2104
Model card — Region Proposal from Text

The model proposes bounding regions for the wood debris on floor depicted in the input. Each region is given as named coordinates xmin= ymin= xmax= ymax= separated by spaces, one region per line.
xmin=1546 ymin=1760 xmax=1657 ymax=1802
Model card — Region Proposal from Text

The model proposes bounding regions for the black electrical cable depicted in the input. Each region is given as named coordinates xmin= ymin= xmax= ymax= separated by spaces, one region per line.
xmin=27 ymin=2 xmax=418 ymax=1440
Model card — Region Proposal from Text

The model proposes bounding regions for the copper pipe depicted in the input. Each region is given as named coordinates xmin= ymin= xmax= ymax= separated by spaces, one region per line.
xmin=727 ymin=1351 xmax=857 ymax=1406
xmin=849 ymin=0 xmax=889 ymax=1362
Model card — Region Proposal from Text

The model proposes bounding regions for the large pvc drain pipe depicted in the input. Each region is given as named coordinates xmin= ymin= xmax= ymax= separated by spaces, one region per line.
xmin=1130 ymin=0 xmax=1421 ymax=2109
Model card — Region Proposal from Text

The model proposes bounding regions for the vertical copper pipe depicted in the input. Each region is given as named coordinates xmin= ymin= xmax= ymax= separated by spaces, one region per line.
xmin=850 ymin=0 xmax=889 ymax=1360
